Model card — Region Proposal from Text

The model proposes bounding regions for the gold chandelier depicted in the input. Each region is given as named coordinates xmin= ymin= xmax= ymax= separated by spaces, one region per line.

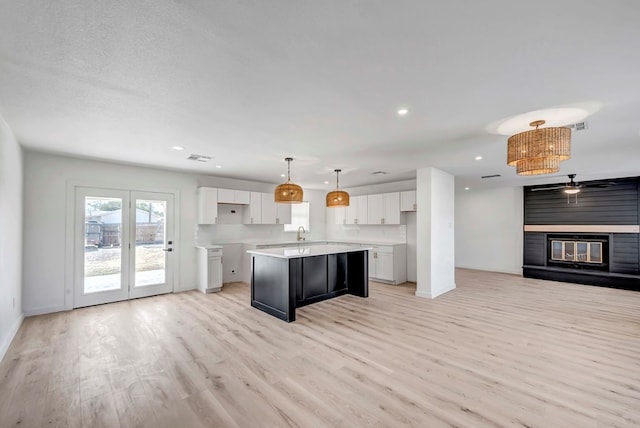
xmin=326 ymin=169 xmax=350 ymax=207
xmin=274 ymin=157 xmax=303 ymax=204
xmin=507 ymin=120 xmax=571 ymax=176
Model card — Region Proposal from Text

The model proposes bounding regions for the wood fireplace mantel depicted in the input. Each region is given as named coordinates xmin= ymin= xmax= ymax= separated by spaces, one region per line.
xmin=524 ymin=225 xmax=640 ymax=233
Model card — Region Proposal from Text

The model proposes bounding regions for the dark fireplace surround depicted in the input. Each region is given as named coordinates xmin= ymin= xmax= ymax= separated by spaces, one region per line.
xmin=522 ymin=176 xmax=639 ymax=291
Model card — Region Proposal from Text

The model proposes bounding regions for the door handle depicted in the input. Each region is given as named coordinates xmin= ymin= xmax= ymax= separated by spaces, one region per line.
xmin=162 ymin=248 xmax=173 ymax=252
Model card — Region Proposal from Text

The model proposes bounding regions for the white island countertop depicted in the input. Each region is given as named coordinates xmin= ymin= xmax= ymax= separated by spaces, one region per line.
xmin=247 ymin=244 xmax=372 ymax=259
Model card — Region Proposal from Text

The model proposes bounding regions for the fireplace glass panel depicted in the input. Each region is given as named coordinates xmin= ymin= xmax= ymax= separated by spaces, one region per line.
xmin=551 ymin=241 xmax=563 ymax=260
xmin=564 ymin=242 xmax=575 ymax=260
xmin=590 ymin=242 xmax=602 ymax=263
xmin=576 ymin=242 xmax=588 ymax=262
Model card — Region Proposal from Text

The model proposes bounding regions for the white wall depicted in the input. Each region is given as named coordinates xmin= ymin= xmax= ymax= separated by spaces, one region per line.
xmin=455 ymin=186 xmax=523 ymax=275
xmin=22 ymin=151 xmax=324 ymax=316
xmin=0 ymin=116 xmax=23 ymax=361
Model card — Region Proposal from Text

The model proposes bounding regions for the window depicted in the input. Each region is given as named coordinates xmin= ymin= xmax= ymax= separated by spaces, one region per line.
xmin=284 ymin=201 xmax=310 ymax=232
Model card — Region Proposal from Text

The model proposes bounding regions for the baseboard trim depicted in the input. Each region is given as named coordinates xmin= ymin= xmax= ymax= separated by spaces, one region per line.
xmin=455 ymin=264 xmax=523 ymax=276
xmin=415 ymin=283 xmax=456 ymax=299
xmin=0 ymin=314 xmax=24 ymax=362
xmin=24 ymin=305 xmax=69 ymax=317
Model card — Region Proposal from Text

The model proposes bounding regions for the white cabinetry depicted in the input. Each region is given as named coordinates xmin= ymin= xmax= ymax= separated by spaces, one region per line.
xmin=197 ymin=187 xmax=218 ymax=224
xmin=243 ymin=192 xmax=262 ymax=224
xmin=367 ymin=244 xmax=407 ymax=284
xmin=329 ymin=206 xmax=346 ymax=225
xmin=400 ymin=190 xmax=417 ymax=212
xmin=261 ymin=193 xmax=292 ymax=224
xmin=346 ymin=195 xmax=368 ymax=225
xmin=367 ymin=192 xmax=400 ymax=224
xmin=197 ymin=247 xmax=223 ymax=292
xmin=218 ymin=189 xmax=250 ymax=205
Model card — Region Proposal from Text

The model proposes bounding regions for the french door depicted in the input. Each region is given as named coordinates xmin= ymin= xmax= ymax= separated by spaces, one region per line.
xmin=74 ymin=187 xmax=175 ymax=308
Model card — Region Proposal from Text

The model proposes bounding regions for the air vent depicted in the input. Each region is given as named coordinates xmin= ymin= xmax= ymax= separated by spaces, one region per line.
xmin=568 ymin=121 xmax=588 ymax=131
xmin=371 ymin=171 xmax=388 ymax=176
xmin=187 ymin=154 xmax=211 ymax=162
xmin=481 ymin=174 xmax=501 ymax=179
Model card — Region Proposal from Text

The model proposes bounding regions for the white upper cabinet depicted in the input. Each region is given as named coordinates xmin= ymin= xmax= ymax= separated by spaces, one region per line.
xmin=329 ymin=206 xmax=347 ymax=225
xmin=261 ymin=193 xmax=277 ymax=224
xmin=243 ymin=192 xmax=262 ymax=224
xmin=400 ymin=190 xmax=417 ymax=212
xmin=346 ymin=195 xmax=368 ymax=225
xmin=261 ymin=192 xmax=293 ymax=224
xmin=367 ymin=192 xmax=400 ymax=224
xmin=218 ymin=189 xmax=250 ymax=204
xmin=197 ymin=187 xmax=218 ymax=224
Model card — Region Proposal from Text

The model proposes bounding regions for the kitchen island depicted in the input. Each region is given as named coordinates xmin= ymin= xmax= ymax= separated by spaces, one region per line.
xmin=247 ymin=244 xmax=369 ymax=322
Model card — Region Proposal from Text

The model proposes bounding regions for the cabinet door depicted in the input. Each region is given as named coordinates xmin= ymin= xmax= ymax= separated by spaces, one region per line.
xmin=197 ymin=187 xmax=218 ymax=224
xmin=330 ymin=206 xmax=346 ymax=225
xmin=368 ymin=250 xmax=377 ymax=278
xmin=235 ymin=190 xmax=250 ymax=205
xmin=383 ymin=192 xmax=401 ymax=224
xmin=244 ymin=192 xmax=262 ymax=224
xmin=367 ymin=194 xmax=384 ymax=225
xmin=217 ymin=188 xmax=235 ymax=204
xmin=400 ymin=190 xmax=416 ymax=212
xmin=207 ymin=256 xmax=223 ymax=290
xmin=261 ymin=193 xmax=277 ymax=224
xmin=356 ymin=196 xmax=369 ymax=225
xmin=276 ymin=203 xmax=292 ymax=225
xmin=376 ymin=252 xmax=394 ymax=281
xmin=345 ymin=201 xmax=358 ymax=224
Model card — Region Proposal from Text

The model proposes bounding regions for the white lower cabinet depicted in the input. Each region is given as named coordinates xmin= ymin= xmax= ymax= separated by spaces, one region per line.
xmin=367 ymin=244 xmax=406 ymax=284
xmin=197 ymin=247 xmax=223 ymax=293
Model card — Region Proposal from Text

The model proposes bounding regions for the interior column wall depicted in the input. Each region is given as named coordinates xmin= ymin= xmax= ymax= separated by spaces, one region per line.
xmin=416 ymin=167 xmax=455 ymax=299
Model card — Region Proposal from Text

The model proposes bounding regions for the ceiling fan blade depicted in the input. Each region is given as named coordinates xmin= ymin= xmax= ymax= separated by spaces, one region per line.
xmin=530 ymin=186 xmax=566 ymax=191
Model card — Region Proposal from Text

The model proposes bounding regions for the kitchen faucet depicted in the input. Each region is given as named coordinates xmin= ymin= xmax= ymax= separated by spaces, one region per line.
xmin=297 ymin=226 xmax=306 ymax=241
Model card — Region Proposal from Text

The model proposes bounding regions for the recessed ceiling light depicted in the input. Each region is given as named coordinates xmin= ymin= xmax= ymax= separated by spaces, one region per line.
xmin=280 ymin=173 xmax=286 ymax=177
xmin=397 ymin=108 xmax=409 ymax=116
xmin=464 ymin=187 xmax=470 ymax=190
xmin=324 ymin=181 xmax=329 ymax=185
xmin=475 ymin=156 xmax=483 ymax=160
xmin=171 ymin=146 xmax=184 ymax=151
xmin=215 ymin=165 xmax=222 ymax=169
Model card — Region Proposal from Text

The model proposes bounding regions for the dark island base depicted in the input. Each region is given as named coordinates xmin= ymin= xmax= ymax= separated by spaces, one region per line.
xmin=251 ymin=250 xmax=368 ymax=322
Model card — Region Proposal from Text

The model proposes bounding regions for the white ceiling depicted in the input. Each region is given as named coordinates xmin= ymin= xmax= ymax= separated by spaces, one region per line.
xmin=1 ymin=1 xmax=639 ymax=191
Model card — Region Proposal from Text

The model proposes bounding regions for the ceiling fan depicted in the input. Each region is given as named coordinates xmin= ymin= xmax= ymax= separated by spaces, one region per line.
xmin=530 ymin=174 xmax=582 ymax=194
xmin=530 ymin=174 xmax=617 ymax=204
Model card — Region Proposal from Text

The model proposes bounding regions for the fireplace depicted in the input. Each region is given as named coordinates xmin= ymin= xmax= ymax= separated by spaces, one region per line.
xmin=547 ymin=235 xmax=608 ymax=271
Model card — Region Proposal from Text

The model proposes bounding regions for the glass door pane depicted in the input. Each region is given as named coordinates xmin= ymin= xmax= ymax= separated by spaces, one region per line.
xmin=134 ymin=199 xmax=166 ymax=287
xmin=129 ymin=191 xmax=174 ymax=299
xmin=84 ymin=196 xmax=123 ymax=293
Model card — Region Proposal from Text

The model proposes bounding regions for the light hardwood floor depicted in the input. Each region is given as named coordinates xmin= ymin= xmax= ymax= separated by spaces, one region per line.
xmin=1 ymin=269 xmax=639 ymax=427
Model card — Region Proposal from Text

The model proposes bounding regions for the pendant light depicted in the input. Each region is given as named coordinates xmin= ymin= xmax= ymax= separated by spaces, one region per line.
xmin=507 ymin=120 xmax=571 ymax=176
xmin=274 ymin=157 xmax=303 ymax=204
xmin=326 ymin=169 xmax=350 ymax=207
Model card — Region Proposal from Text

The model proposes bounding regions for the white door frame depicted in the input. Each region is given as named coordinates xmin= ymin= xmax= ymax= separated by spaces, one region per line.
xmin=66 ymin=182 xmax=180 ymax=310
